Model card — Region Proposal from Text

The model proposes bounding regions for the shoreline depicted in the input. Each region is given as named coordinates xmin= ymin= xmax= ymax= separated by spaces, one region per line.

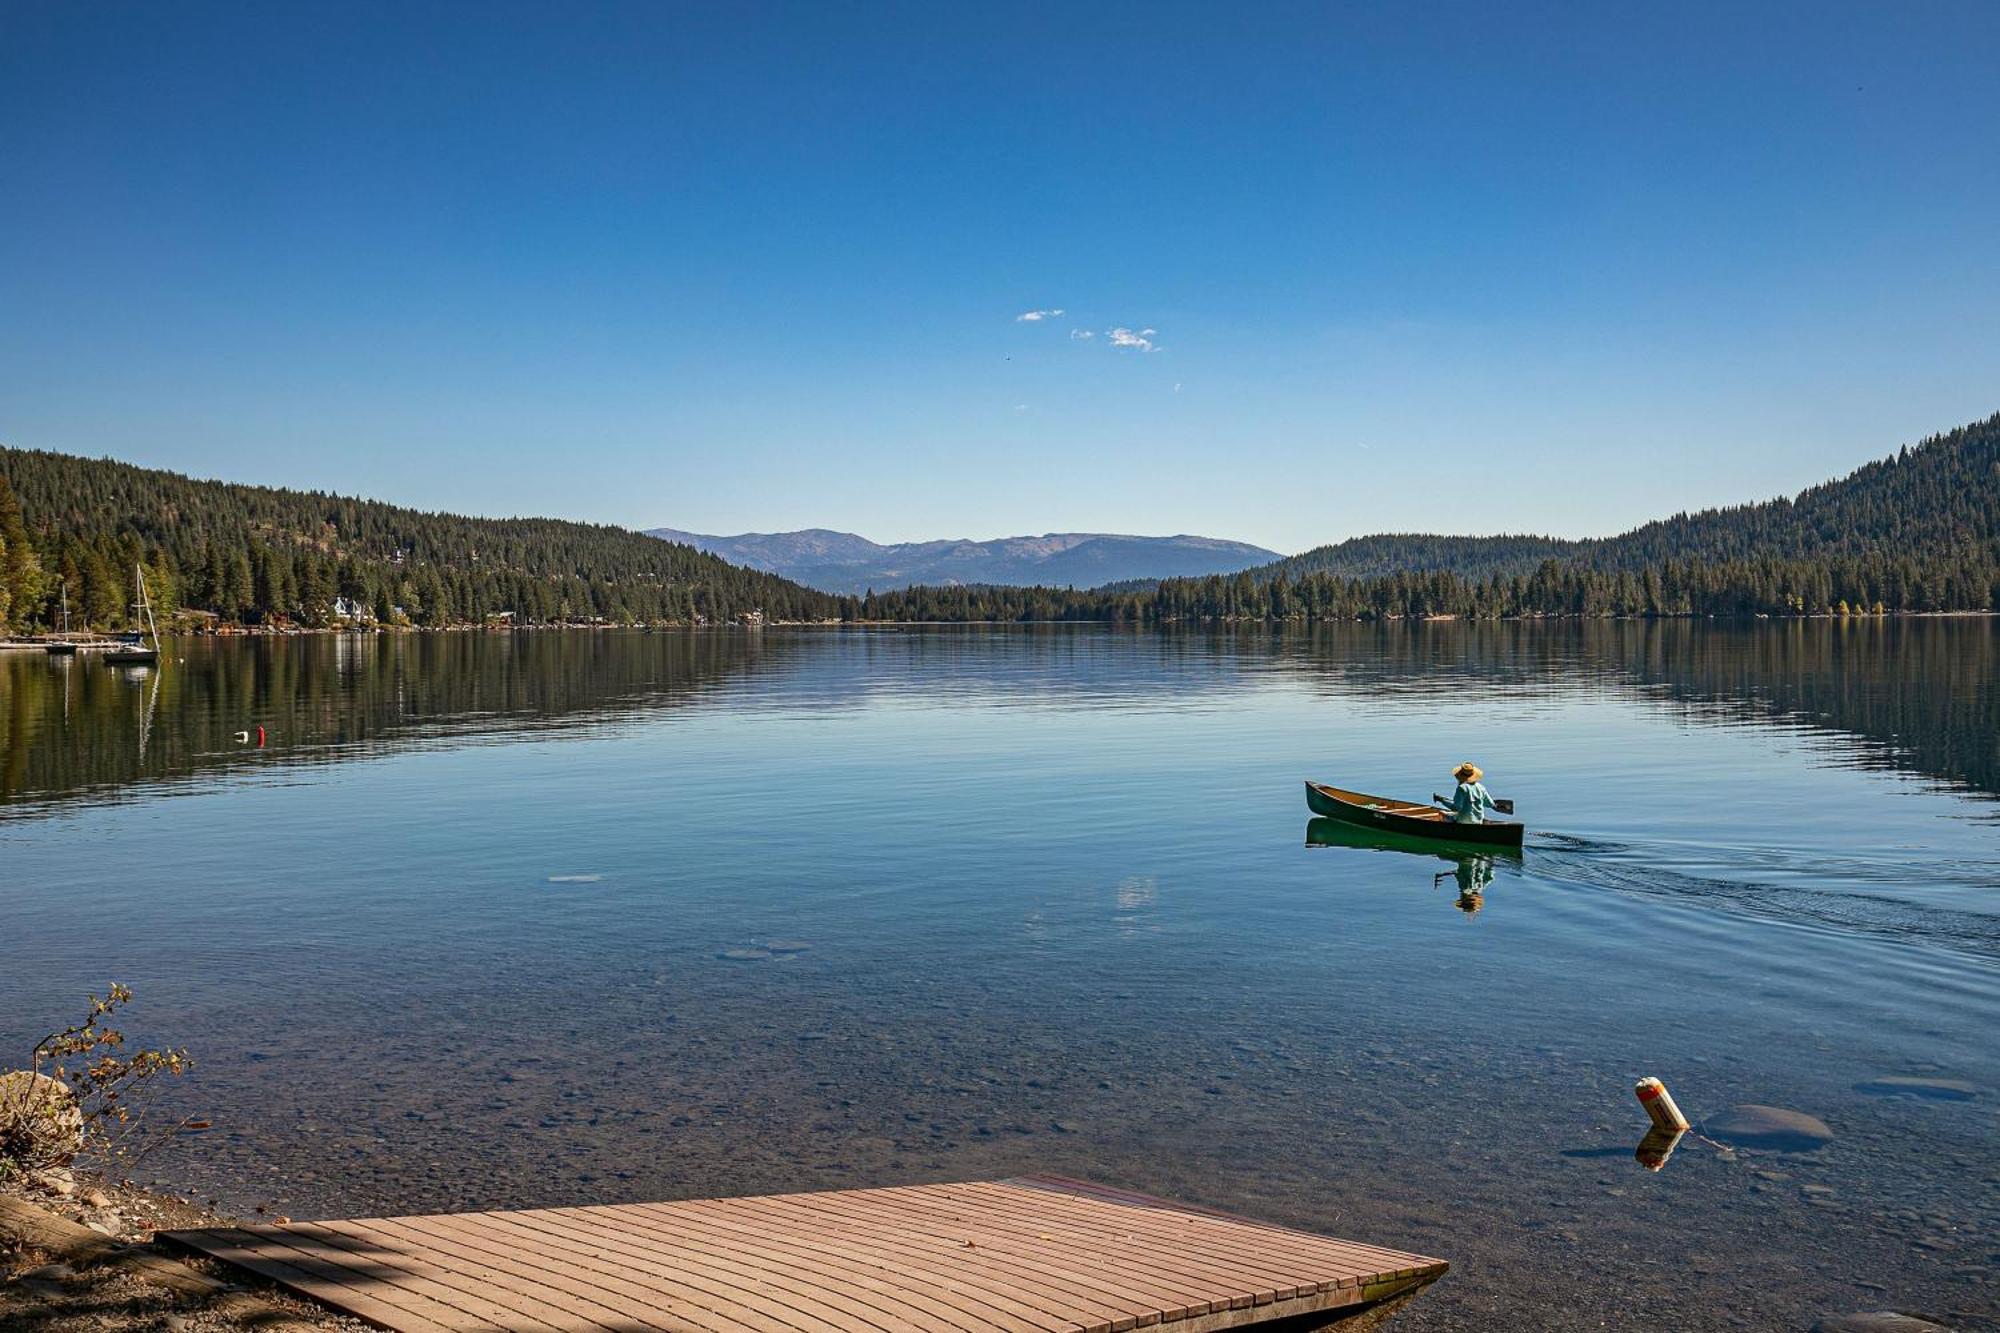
xmin=0 ymin=1170 xmax=360 ymax=1331
xmin=3 ymin=606 xmax=1994 ymax=649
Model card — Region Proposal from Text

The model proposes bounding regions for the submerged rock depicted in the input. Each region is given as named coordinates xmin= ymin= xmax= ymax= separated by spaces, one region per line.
xmin=0 ymin=1069 xmax=84 ymax=1166
xmin=1854 ymin=1075 xmax=1979 ymax=1101
xmin=1705 ymin=1104 xmax=1834 ymax=1151
xmin=1811 ymin=1314 xmax=1951 ymax=1332
xmin=716 ymin=947 xmax=773 ymax=962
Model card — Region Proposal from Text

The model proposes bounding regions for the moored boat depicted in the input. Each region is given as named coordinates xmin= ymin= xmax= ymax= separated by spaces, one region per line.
xmin=1305 ymin=780 xmax=1525 ymax=847
xmin=45 ymin=580 xmax=80 ymax=654
xmin=101 ymin=566 xmax=163 ymax=666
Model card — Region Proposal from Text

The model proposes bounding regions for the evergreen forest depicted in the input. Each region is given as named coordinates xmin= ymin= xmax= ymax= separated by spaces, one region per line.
xmin=1 ymin=413 xmax=1993 ymax=633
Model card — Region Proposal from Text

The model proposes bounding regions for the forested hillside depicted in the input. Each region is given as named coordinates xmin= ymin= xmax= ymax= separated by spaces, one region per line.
xmin=859 ymin=542 xmax=1998 ymax=622
xmin=858 ymin=414 xmax=1997 ymax=620
xmin=1592 ymin=412 xmax=1999 ymax=569
xmin=1260 ymin=533 xmax=1577 ymax=582
xmin=1268 ymin=412 xmax=2000 ymax=582
xmin=1 ymin=412 xmax=1994 ymax=634
xmin=0 ymin=449 xmax=842 ymax=630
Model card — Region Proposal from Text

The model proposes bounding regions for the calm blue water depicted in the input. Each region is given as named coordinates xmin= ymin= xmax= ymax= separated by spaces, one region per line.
xmin=3 ymin=624 xmax=1997 ymax=1331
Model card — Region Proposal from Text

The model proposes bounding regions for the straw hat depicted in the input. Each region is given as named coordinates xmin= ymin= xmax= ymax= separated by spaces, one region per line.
xmin=1453 ymin=761 xmax=1483 ymax=782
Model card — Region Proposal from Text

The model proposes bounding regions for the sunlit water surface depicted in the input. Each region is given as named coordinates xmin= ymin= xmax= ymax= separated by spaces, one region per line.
xmin=3 ymin=623 xmax=1996 ymax=1332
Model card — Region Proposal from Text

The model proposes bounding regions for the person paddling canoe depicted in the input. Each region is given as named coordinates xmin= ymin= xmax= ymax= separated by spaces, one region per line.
xmin=1440 ymin=761 xmax=1498 ymax=824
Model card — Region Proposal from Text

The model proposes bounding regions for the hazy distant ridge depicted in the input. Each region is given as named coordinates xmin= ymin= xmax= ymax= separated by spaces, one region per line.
xmin=646 ymin=527 xmax=1281 ymax=593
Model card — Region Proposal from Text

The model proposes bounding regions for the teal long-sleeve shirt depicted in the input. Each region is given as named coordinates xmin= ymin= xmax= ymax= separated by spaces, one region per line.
xmin=1449 ymin=780 xmax=1496 ymax=823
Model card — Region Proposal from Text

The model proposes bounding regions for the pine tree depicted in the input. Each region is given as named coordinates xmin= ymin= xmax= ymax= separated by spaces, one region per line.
xmin=0 ymin=474 xmax=42 ymax=631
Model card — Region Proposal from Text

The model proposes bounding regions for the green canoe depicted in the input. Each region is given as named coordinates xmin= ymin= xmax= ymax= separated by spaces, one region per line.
xmin=1305 ymin=780 xmax=1525 ymax=848
xmin=1306 ymin=816 xmax=1525 ymax=863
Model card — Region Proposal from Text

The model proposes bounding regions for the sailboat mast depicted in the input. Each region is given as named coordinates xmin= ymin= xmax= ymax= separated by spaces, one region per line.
xmin=132 ymin=563 xmax=161 ymax=651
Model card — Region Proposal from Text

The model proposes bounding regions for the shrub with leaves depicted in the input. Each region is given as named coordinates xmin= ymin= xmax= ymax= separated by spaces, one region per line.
xmin=0 ymin=984 xmax=191 ymax=1177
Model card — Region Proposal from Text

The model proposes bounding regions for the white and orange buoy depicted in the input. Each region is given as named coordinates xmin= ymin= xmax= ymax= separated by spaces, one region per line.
xmin=1635 ymin=1076 xmax=1692 ymax=1133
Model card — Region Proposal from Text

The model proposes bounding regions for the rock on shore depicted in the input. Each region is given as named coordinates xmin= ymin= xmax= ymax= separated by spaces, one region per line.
xmin=0 ymin=1069 xmax=84 ymax=1166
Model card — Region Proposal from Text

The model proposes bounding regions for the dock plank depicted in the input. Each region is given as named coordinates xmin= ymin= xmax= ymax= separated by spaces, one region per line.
xmin=885 ymin=1184 xmax=1304 ymax=1302
xmin=164 ymin=1177 xmax=1446 ymax=1333
xmin=780 ymin=1187 xmax=1234 ymax=1315
xmin=708 ymin=1192 xmax=1162 ymax=1329
xmin=598 ymin=1199 xmax=1064 ymax=1333
xmin=445 ymin=1209 xmax=854 ymax=1333
xmin=507 ymin=1205 xmax=957 ymax=1333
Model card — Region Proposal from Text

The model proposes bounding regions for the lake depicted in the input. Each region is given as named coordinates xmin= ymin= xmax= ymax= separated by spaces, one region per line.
xmin=2 ymin=622 xmax=1996 ymax=1331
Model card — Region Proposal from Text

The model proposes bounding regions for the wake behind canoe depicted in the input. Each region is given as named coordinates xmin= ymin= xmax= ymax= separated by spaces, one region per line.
xmin=1305 ymin=780 xmax=1525 ymax=847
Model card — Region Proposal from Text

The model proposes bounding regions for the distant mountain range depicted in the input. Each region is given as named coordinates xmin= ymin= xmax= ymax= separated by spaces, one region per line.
xmin=644 ymin=528 xmax=1282 ymax=593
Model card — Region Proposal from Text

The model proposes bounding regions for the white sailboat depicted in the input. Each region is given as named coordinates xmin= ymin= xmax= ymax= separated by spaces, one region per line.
xmin=45 ymin=580 xmax=80 ymax=655
xmin=103 ymin=565 xmax=162 ymax=666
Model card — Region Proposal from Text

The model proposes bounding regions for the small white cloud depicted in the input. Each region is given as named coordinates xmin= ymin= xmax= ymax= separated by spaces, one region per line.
xmin=1016 ymin=308 xmax=1066 ymax=322
xmin=1013 ymin=403 xmax=1029 ymax=411
xmin=1069 ymin=328 xmax=1094 ymax=341
xmin=1173 ymin=382 xmax=1183 ymax=394
xmin=1107 ymin=326 xmax=1159 ymax=352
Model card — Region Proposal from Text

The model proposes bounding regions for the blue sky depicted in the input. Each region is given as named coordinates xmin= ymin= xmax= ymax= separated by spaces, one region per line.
xmin=2 ymin=2 xmax=1996 ymax=555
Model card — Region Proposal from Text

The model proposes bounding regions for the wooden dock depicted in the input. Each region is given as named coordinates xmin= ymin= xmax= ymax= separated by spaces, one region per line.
xmin=163 ymin=1175 xmax=1447 ymax=1333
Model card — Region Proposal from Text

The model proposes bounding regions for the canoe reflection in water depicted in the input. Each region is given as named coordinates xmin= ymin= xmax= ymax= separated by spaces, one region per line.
xmin=1305 ymin=817 xmax=1524 ymax=915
